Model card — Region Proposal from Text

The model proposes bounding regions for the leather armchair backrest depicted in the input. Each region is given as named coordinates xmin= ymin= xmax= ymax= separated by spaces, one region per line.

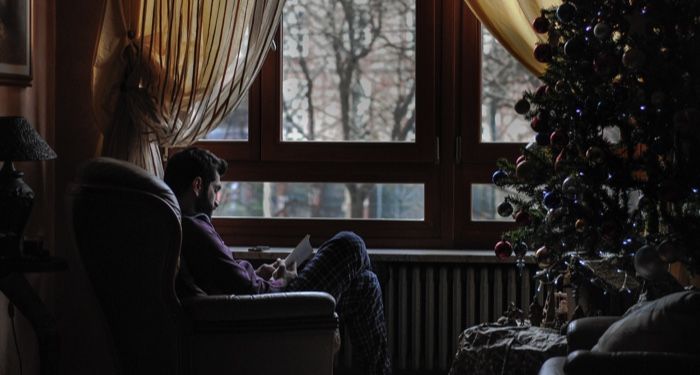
xmin=71 ymin=157 xmax=186 ymax=375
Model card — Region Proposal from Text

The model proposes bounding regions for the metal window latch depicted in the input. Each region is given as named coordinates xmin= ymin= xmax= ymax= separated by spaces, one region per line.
xmin=435 ymin=137 xmax=440 ymax=164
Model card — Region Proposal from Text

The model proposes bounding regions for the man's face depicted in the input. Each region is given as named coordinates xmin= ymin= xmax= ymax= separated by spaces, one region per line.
xmin=196 ymin=172 xmax=222 ymax=218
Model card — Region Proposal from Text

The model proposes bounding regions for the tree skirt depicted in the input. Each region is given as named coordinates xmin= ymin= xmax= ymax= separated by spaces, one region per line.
xmin=449 ymin=324 xmax=566 ymax=375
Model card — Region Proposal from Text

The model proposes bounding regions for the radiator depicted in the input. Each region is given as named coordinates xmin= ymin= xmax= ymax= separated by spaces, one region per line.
xmin=336 ymin=262 xmax=540 ymax=374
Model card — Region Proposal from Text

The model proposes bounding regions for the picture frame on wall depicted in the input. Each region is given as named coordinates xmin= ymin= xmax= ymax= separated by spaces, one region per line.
xmin=0 ymin=0 xmax=31 ymax=85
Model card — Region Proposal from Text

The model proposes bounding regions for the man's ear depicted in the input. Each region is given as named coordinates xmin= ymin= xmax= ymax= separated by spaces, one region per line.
xmin=191 ymin=176 xmax=203 ymax=196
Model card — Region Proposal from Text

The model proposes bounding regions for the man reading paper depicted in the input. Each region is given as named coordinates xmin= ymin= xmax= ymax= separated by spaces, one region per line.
xmin=164 ymin=147 xmax=391 ymax=375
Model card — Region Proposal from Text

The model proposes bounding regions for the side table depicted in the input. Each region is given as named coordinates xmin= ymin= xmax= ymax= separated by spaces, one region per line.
xmin=0 ymin=256 xmax=67 ymax=375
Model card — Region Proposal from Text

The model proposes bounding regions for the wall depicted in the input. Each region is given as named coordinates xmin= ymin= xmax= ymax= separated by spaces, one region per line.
xmin=0 ymin=1 xmax=55 ymax=374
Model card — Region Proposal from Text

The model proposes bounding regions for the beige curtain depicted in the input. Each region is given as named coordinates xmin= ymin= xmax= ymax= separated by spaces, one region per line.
xmin=92 ymin=0 xmax=284 ymax=175
xmin=464 ymin=0 xmax=561 ymax=76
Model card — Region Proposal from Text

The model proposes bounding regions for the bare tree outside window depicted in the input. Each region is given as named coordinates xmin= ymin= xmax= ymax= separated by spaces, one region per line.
xmin=474 ymin=27 xmax=539 ymax=221
xmin=282 ymin=0 xmax=416 ymax=143
xmin=480 ymin=27 xmax=539 ymax=144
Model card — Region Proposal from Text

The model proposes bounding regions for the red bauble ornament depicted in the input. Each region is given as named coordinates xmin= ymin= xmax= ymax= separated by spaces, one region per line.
xmin=550 ymin=130 xmax=569 ymax=147
xmin=534 ymin=44 xmax=553 ymax=63
xmin=532 ymin=16 xmax=550 ymax=34
xmin=515 ymin=210 xmax=531 ymax=225
xmin=495 ymin=240 xmax=513 ymax=260
xmin=535 ymin=85 xmax=548 ymax=97
xmin=516 ymin=160 xmax=536 ymax=180
xmin=530 ymin=116 xmax=547 ymax=132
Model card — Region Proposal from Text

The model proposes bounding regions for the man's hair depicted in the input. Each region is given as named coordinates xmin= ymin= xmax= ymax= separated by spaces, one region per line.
xmin=164 ymin=147 xmax=228 ymax=197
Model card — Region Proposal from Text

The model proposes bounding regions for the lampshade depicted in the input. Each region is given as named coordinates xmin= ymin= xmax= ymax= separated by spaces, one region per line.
xmin=0 ymin=116 xmax=56 ymax=161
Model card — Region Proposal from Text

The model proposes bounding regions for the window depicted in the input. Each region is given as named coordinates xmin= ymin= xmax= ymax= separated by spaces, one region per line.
xmin=191 ymin=0 xmax=537 ymax=249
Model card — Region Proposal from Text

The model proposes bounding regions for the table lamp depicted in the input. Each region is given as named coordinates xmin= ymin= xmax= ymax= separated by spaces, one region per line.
xmin=0 ymin=116 xmax=57 ymax=258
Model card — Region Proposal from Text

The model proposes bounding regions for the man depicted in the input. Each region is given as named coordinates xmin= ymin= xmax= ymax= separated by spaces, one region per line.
xmin=164 ymin=147 xmax=391 ymax=375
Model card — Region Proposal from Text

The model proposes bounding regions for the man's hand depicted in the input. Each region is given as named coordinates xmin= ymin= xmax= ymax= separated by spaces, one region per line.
xmin=272 ymin=260 xmax=298 ymax=288
xmin=255 ymin=258 xmax=285 ymax=280
xmin=255 ymin=262 xmax=276 ymax=280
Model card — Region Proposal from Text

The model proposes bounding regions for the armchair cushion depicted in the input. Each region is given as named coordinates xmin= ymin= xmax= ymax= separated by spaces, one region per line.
xmin=592 ymin=290 xmax=700 ymax=354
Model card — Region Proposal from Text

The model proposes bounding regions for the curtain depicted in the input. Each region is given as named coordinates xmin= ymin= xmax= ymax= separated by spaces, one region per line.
xmin=92 ymin=0 xmax=284 ymax=175
xmin=464 ymin=0 xmax=561 ymax=77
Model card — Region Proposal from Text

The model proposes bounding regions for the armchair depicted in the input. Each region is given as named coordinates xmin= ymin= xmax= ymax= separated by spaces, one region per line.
xmin=70 ymin=157 xmax=338 ymax=375
xmin=539 ymin=292 xmax=700 ymax=374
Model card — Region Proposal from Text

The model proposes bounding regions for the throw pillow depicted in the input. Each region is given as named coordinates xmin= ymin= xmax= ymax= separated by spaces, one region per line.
xmin=592 ymin=290 xmax=700 ymax=354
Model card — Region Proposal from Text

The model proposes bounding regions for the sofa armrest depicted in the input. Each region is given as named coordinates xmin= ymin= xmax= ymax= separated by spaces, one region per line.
xmin=182 ymin=292 xmax=338 ymax=332
xmin=566 ymin=316 xmax=620 ymax=352
xmin=563 ymin=350 xmax=700 ymax=374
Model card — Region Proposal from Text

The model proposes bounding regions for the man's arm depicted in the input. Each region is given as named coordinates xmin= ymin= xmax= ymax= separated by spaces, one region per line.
xmin=181 ymin=216 xmax=285 ymax=294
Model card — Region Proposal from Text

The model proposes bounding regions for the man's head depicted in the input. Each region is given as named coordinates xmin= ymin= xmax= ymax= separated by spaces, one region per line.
xmin=164 ymin=147 xmax=227 ymax=217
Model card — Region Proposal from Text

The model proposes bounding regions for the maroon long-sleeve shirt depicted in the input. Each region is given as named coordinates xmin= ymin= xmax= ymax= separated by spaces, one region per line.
xmin=180 ymin=214 xmax=284 ymax=295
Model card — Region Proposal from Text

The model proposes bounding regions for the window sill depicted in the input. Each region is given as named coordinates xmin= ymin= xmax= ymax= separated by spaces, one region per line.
xmin=230 ymin=247 xmax=529 ymax=264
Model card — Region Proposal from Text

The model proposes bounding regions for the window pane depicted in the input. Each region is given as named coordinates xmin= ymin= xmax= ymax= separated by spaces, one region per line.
xmin=471 ymin=183 xmax=516 ymax=222
xmin=214 ymin=181 xmax=424 ymax=220
xmin=282 ymin=0 xmax=416 ymax=142
xmin=481 ymin=27 xmax=539 ymax=143
xmin=202 ymin=96 xmax=249 ymax=140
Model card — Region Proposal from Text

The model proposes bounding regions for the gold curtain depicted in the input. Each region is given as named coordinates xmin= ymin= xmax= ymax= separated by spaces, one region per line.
xmin=464 ymin=0 xmax=561 ymax=77
xmin=92 ymin=0 xmax=284 ymax=175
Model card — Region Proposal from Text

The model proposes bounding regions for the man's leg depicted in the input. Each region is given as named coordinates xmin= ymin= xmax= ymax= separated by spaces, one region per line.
xmin=336 ymin=270 xmax=391 ymax=375
xmin=285 ymin=231 xmax=391 ymax=375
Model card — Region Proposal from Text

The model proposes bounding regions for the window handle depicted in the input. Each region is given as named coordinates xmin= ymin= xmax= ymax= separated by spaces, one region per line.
xmin=435 ymin=136 xmax=440 ymax=165
xmin=455 ymin=136 xmax=462 ymax=165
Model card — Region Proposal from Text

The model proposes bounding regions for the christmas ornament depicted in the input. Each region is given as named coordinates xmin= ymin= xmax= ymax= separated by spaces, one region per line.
xmin=514 ymin=242 xmax=528 ymax=257
xmin=543 ymin=191 xmax=560 ymax=209
xmin=594 ymin=22 xmax=611 ymax=39
xmin=556 ymin=3 xmax=576 ymax=23
xmin=534 ymin=44 xmax=553 ymax=63
xmin=562 ymin=175 xmax=582 ymax=195
xmin=536 ymin=246 xmax=553 ymax=267
xmin=535 ymin=85 xmax=548 ymax=97
xmin=495 ymin=240 xmax=513 ymax=259
xmin=514 ymin=99 xmax=530 ymax=114
xmin=497 ymin=201 xmax=514 ymax=217
xmin=515 ymin=210 xmax=531 ymax=225
xmin=530 ymin=115 xmax=548 ymax=132
xmin=492 ymin=170 xmax=508 ymax=186
xmin=564 ymin=37 xmax=585 ymax=58
xmin=533 ymin=16 xmax=550 ymax=34
xmin=550 ymin=130 xmax=569 ymax=147
xmin=516 ymin=160 xmax=536 ymax=180
xmin=575 ymin=218 xmax=587 ymax=232
xmin=585 ymin=146 xmax=605 ymax=164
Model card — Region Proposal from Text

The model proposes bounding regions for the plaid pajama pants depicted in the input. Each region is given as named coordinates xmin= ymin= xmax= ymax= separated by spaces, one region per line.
xmin=286 ymin=231 xmax=391 ymax=375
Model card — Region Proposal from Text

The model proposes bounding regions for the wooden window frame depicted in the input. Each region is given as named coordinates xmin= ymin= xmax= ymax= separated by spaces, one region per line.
xmin=184 ymin=0 xmax=524 ymax=250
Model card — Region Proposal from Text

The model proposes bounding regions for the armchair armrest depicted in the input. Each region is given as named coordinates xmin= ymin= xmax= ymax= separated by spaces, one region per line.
xmin=563 ymin=350 xmax=700 ymax=374
xmin=182 ymin=291 xmax=338 ymax=332
xmin=183 ymin=292 xmax=339 ymax=375
xmin=566 ymin=316 xmax=620 ymax=352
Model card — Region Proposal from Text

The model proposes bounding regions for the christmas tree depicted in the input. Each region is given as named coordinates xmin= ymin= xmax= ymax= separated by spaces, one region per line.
xmin=492 ymin=0 xmax=700 ymax=296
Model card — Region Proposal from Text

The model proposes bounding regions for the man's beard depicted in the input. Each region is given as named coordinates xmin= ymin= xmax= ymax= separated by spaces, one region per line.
xmin=195 ymin=190 xmax=215 ymax=218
